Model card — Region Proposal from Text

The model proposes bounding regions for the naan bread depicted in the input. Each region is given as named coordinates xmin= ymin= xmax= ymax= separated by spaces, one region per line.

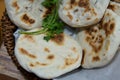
xmin=15 ymin=33 xmax=82 ymax=79
xmin=76 ymin=9 xmax=120 ymax=68
xmin=5 ymin=0 xmax=48 ymax=30
xmin=108 ymin=1 xmax=120 ymax=16
xmin=59 ymin=0 xmax=110 ymax=27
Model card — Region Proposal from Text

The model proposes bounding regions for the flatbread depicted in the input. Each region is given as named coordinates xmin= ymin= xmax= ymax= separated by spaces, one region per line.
xmin=5 ymin=0 xmax=48 ymax=30
xmin=76 ymin=9 xmax=120 ymax=68
xmin=108 ymin=1 xmax=120 ymax=16
xmin=15 ymin=33 xmax=82 ymax=79
xmin=59 ymin=0 xmax=110 ymax=27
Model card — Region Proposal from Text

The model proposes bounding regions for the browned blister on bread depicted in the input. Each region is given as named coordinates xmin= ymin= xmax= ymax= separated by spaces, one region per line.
xmin=108 ymin=1 xmax=120 ymax=16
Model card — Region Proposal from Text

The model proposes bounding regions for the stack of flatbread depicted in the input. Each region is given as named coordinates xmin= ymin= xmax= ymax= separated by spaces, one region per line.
xmin=4 ymin=0 xmax=120 ymax=79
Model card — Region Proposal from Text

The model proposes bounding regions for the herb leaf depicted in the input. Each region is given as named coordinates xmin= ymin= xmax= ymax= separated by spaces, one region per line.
xmin=20 ymin=0 xmax=64 ymax=41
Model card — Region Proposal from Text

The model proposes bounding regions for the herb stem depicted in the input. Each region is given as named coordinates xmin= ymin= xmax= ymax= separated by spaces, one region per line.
xmin=20 ymin=0 xmax=65 ymax=41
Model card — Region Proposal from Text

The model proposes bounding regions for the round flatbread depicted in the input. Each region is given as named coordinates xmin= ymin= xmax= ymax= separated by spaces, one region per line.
xmin=76 ymin=9 xmax=120 ymax=68
xmin=5 ymin=0 xmax=48 ymax=30
xmin=15 ymin=33 xmax=82 ymax=79
xmin=59 ymin=0 xmax=110 ymax=27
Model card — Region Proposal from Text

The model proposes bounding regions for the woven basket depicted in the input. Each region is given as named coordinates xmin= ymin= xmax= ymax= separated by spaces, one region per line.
xmin=1 ymin=11 xmax=49 ymax=80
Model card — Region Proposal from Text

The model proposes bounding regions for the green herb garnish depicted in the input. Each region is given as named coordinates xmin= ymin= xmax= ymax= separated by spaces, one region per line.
xmin=20 ymin=0 xmax=64 ymax=41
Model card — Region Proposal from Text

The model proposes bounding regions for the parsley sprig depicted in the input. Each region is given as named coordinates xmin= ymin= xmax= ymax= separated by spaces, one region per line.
xmin=20 ymin=0 xmax=64 ymax=41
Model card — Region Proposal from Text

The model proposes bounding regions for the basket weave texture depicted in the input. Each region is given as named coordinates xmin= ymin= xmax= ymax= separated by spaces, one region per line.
xmin=0 ymin=11 xmax=49 ymax=80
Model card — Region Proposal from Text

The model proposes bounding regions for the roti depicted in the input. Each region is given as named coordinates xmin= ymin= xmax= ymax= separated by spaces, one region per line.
xmin=15 ymin=33 xmax=83 ymax=79
xmin=59 ymin=0 xmax=110 ymax=27
xmin=5 ymin=0 xmax=48 ymax=30
xmin=76 ymin=9 xmax=120 ymax=68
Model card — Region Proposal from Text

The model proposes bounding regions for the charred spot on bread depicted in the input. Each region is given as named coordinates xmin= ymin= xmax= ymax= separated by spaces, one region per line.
xmin=72 ymin=47 xmax=77 ymax=53
xmin=12 ymin=1 xmax=19 ymax=11
xmin=92 ymin=56 xmax=100 ymax=62
xmin=66 ymin=56 xmax=79 ymax=65
xmin=35 ymin=62 xmax=48 ymax=66
xmin=89 ymin=35 xmax=104 ymax=53
xmin=23 ymin=34 xmax=35 ymax=42
xmin=70 ymin=0 xmax=75 ymax=4
xmin=108 ymin=4 xmax=115 ymax=11
xmin=29 ymin=62 xmax=48 ymax=67
xmin=87 ymin=17 xmax=91 ymax=20
xmin=78 ymin=0 xmax=90 ymax=12
xmin=91 ymin=8 xmax=97 ymax=16
xmin=74 ymin=9 xmax=79 ymax=13
xmin=67 ymin=12 xmax=73 ymax=20
xmin=47 ymin=54 xmax=54 ymax=60
xmin=21 ymin=14 xmax=35 ymax=25
xmin=29 ymin=0 xmax=34 ymax=3
xmin=102 ymin=18 xmax=115 ymax=37
xmin=51 ymin=34 xmax=64 ymax=45
xmin=19 ymin=48 xmax=36 ymax=59
xmin=44 ymin=48 xmax=50 ymax=53
xmin=78 ymin=0 xmax=89 ymax=7
xmin=60 ymin=56 xmax=80 ymax=69
xmin=29 ymin=63 xmax=35 ymax=67
xmin=85 ymin=26 xmax=104 ymax=53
